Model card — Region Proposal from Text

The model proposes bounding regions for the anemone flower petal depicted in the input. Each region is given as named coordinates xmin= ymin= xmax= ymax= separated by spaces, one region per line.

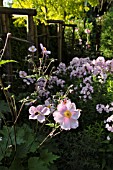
xmin=67 ymin=103 xmax=76 ymax=112
xmin=53 ymin=111 xmax=64 ymax=123
xmin=70 ymin=119 xmax=79 ymax=129
xmin=47 ymin=51 xmax=51 ymax=54
xmin=29 ymin=114 xmax=37 ymax=120
xmin=37 ymin=114 xmax=45 ymax=123
xmin=29 ymin=106 xmax=37 ymax=115
xmin=36 ymin=105 xmax=44 ymax=112
xmin=71 ymin=110 xmax=81 ymax=119
xmin=42 ymin=107 xmax=50 ymax=115
xmin=40 ymin=43 xmax=44 ymax=50
xmin=57 ymin=103 xmax=67 ymax=112
xmin=60 ymin=117 xmax=71 ymax=130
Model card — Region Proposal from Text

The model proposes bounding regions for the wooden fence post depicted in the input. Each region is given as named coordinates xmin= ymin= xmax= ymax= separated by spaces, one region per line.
xmin=57 ymin=22 xmax=63 ymax=62
xmin=34 ymin=24 xmax=38 ymax=56
xmin=27 ymin=15 xmax=35 ymax=43
xmin=72 ymin=26 xmax=75 ymax=57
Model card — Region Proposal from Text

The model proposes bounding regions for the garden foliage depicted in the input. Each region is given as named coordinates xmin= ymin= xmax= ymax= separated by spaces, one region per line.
xmin=100 ymin=6 xmax=113 ymax=58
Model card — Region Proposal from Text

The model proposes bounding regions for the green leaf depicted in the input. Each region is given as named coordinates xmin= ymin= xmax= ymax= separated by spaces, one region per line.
xmin=46 ymin=123 xmax=55 ymax=128
xmin=0 ymin=100 xmax=10 ymax=114
xmin=28 ymin=157 xmax=49 ymax=170
xmin=46 ymin=123 xmax=59 ymax=128
xmin=29 ymin=141 xmax=38 ymax=153
xmin=0 ymin=155 xmax=4 ymax=162
xmin=9 ymin=158 xmax=24 ymax=170
xmin=0 ymin=60 xmax=17 ymax=65
xmin=40 ymin=149 xmax=59 ymax=165
xmin=15 ymin=144 xmax=29 ymax=158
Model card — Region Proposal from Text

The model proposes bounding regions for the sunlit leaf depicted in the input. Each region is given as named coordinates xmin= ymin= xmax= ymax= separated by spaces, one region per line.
xmin=0 ymin=60 xmax=17 ymax=65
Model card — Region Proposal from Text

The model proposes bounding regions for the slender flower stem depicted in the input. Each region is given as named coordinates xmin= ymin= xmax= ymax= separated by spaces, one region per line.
xmin=37 ymin=129 xmax=56 ymax=149
xmin=0 ymin=33 xmax=11 ymax=60
xmin=13 ymin=101 xmax=25 ymax=125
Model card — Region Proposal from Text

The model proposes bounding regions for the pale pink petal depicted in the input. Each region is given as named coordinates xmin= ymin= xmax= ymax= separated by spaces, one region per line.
xmin=29 ymin=106 xmax=36 ymax=114
xmin=65 ymin=100 xmax=72 ymax=106
xmin=29 ymin=114 xmax=37 ymax=120
xmin=60 ymin=117 xmax=71 ymax=130
xmin=71 ymin=110 xmax=81 ymax=119
xmin=40 ymin=43 xmax=44 ymax=50
xmin=41 ymin=107 xmax=50 ymax=115
xmin=70 ymin=119 xmax=79 ymax=129
xmin=53 ymin=111 xmax=64 ymax=123
xmin=57 ymin=103 xmax=67 ymax=113
xmin=37 ymin=114 xmax=45 ymax=123
xmin=67 ymin=103 xmax=76 ymax=112
xmin=36 ymin=105 xmax=43 ymax=112
xmin=47 ymin=51 xmax=51 ymax=54
xmin=28 ymin=45 xmax=37 ymax=52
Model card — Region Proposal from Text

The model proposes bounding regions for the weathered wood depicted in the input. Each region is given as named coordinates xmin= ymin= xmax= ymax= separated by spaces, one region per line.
xmin=47 ymin=20 xmax=64 ymax=62
xmin=63 ymin=24 xmax=77 ymax=27
xmin=1 ymin=14 xmax=7 ymax=33
xmin=36 ymin=33 xmax=47 ymax=38
xmin=46 ymin=25 xmax=49 ymax=48
xmin=34 ymin=24 xmax=38 ymax=56
xmin=0 ymin=6 xmax=37 ymax=84
xmin=48 ymin=35 xmax=58 ymax=38
xmin=72 ymin=26 xmax=75 ymax=57
xmin=27 ymin=15 xmax=35 ymax=43
xmin=0 ymin=7 xmax=37 ymax=15
xmin=57 ymin=23 xmax=63 ymax=62
xmin=10 ymin=36 xmax=33 ymax=44
xmin=47 ymin=20 xmax=64 ymax=24
xmin=42 ymin=23 xmax=46 ymax=45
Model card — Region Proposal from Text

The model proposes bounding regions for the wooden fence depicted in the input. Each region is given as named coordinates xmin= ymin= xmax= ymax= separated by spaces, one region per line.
xmin=0 ymin=6 xmax=78 ymax=84
xmin=0 ymin=7 xmax=37 ymax=83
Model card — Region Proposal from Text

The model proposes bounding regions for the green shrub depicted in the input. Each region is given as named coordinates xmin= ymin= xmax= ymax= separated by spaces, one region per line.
xmin=100 ymin=6 xmax=113 ymax=58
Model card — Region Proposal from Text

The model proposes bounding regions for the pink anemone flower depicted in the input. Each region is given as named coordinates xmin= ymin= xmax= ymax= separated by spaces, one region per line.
xmin=19 ymin=71 xmax=27 ymax=78
xmin=40 ymin=43 xmax=51 ymax=56
xmin=29 ymin=105 xmax=50 ymax=123
xmin=84 ymin=29 xmax=91 ymax=34
xmin=53 ymin=99 xmax=81 ymax=130
xmin=28 ymin=45 xmax=37 ymax=53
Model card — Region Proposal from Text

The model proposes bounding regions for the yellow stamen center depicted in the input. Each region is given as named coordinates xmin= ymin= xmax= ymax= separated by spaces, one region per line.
xmin=64 ymin=110 xmax=72 ymax=118
xmin=47 ymin=105 xmax=51 ymax=108
xmin=44 ymin=47 xmax=46 ymax=51
xmin=31 ymin=47 xmax=34 ymax=51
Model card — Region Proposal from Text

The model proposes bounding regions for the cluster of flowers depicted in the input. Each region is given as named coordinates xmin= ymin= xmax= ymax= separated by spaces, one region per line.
xmin=19 ymin=70 xmax=35 ymax=85
xmin=79 ymin=76 xmax=94 ymax=101
xmin=19 ymin=46 xmax=113 ymax=103
xmin=96 ymin=103 xmax=113 ymax=114
xmin=105 ymin=115 xmax=113 ymax=133
xmin=54 ymin=56 xmax=113 ymax=101
xmin=35 ymin=77 xmax=50 ymax=98
xmin=19 ymin=44 xmax=82 ymax=130
xmin=68 ymin=56 xmax=113 ymax=81
xmin=19 ymin=44 xmax=113 ymax=133
xmin=29 ymin=99 xmax=81 ymax=130
xmin=96 ymin=102 xmax=113 ymax=135
xmin=75 ymin=27 xmax=91 ymax=47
